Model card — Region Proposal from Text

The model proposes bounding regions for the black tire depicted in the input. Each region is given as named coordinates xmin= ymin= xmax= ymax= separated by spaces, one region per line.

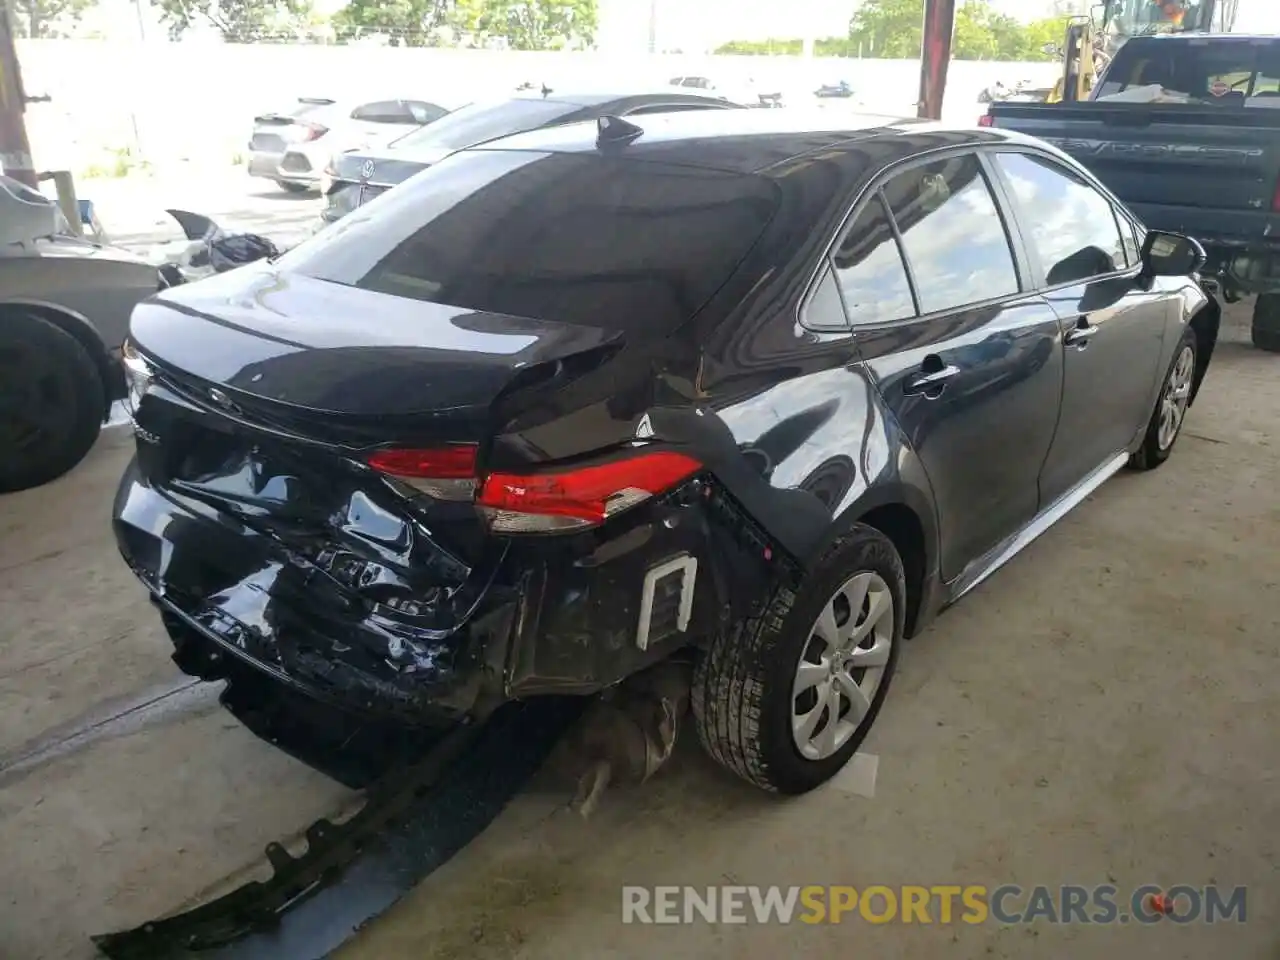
xmin=279 ymin=181 xmax=312 ymax=194
xmin=692 ymin=524 xmax=906 ymax=795
xmin=1252 ymin=294 xmax=1280 ymax=352
xmin=0 ymin=312 xmax=105 ymax=493
xmin=1129 ymin=326 xmax=1197 ymax=472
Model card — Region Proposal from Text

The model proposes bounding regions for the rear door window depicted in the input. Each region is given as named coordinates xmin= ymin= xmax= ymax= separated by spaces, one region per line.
xmin=994 ymin=152 xmax=1128 ymax=286
xmin=284 ymin=150 xmax=780 ymax=336
xmin=880 ymin=154 xmax=1020 ymax=315
xmin=830 ymin=193 xmax=916 ymax=327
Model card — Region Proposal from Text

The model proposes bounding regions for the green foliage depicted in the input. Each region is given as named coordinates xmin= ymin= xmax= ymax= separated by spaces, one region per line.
xmin=7 ymin=0 xmax=93 ymax=38
xmin=452 ymin=0 xmax=596 ymax=50
xmin=716 ymin=0 xmax=1069 ymax=62
xmin=154 ymin=0 xmax=317 ymax=40
xmin=332 ymin=0 xmax=595 ymax=48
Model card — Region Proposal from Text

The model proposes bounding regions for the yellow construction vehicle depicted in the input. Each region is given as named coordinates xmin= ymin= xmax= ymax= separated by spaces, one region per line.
xmin=1043 ymin=0 xmax=1240 ymax=103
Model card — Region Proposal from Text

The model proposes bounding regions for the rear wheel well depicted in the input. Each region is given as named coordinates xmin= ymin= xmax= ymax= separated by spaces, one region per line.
xmin=1188 ymin=293 xmax=1220 ymax=405
xmin=857 ymin=503 xmax=927 ymax=638
xmin=0 ymin=302 xmax=121 ymax=412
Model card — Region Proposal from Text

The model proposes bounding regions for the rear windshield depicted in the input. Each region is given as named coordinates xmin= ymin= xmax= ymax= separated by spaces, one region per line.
xmin=1097 ymin=39 xmax=1280 ymax=104
xmin=281 ymin=149 xmax=780 ymax=335
xmin=387 ymin=99 xmax=583 ymax=152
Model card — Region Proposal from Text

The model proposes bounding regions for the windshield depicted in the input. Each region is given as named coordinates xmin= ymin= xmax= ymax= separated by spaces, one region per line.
xmin=1096 ymin=37 xmax=1280 ymax=102
xmin=281 ymin=149 xmax=780 ymax=336
xmin=387 ymin=98 xmax=582 ymax=152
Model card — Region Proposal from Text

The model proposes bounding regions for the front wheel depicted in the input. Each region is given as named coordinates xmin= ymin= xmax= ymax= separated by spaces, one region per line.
xmin=0 ymin=311 xmax=105 ymax=493
xmin=692 ymin=525 xmax=905 ymax=795
xmin=1129 ymin=326 xmax=1197 ymax=471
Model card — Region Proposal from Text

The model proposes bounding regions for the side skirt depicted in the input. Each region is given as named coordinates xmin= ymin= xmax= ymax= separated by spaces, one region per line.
xmin=945 ymin=451 xmax=1130 ymax=605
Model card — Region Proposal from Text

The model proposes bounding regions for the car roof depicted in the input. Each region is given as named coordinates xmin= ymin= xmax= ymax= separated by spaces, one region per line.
xmin=470 ymin=107 xmax=960 ymax=175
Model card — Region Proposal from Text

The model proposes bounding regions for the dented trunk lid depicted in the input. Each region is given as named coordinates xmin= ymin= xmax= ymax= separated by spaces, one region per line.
xmin=129 ymin=263 xmax=623 ymax=425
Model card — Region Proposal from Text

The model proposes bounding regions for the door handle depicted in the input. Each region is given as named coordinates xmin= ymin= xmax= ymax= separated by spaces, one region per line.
xmin=904 ymin=361 xmax=961 ymax=396
xmin=1064 ymin=317 xmax=1096 ymax=347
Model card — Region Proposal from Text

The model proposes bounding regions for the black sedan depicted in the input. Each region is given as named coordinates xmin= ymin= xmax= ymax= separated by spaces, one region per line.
xmin=114 ymin=110 xmax=1218 ymax=795
xmin=319 ymin=89 xmax=740 ymax=224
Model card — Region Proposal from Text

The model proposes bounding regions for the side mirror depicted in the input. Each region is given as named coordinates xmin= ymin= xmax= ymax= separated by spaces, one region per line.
xmin=1140 ymin=230 xmax=1206 ymax=278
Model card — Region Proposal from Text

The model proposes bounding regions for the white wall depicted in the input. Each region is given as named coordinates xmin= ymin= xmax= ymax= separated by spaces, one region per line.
xmin=14 ymin=40 xmax=1059 ymax=173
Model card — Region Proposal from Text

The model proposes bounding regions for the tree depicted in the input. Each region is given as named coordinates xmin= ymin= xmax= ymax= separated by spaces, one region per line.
xmin=847 ymin=0 xmax=925 ymax=58
xmin=155 ymin=0 xmax=318 ymax=40
xmin=331 ymin=0 xmax=454 ymax=45
xmin=719 ymin=0 xmax=1065 ymax=62
xmin=7 ymin=0 xmax=93 ymax=38
xmin=450 ymin=0 xmax=596 ymax=50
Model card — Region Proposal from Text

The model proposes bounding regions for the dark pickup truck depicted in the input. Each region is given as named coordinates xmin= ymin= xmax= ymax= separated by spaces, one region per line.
xmin=986 ymin=33 xmax=1280 ymax=351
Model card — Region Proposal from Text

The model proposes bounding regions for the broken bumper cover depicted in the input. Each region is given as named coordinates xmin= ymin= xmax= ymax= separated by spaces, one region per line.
xmin=112 ymin=462 xmax=760 ymax=725
xmin=112 ymin=470 xmax=502 ymax=725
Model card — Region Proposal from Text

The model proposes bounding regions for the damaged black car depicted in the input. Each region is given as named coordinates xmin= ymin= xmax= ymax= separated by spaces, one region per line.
xmin=113 ymin=109 xmax=1218 ymax=795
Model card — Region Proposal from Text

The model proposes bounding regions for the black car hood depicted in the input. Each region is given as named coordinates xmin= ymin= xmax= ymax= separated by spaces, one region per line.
xmin=129 ymin=263 xmax=622 ymax=418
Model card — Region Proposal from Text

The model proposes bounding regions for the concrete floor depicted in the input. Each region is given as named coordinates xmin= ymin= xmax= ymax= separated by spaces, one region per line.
xmin=2 ymin=306 xmax=1277 ymax=960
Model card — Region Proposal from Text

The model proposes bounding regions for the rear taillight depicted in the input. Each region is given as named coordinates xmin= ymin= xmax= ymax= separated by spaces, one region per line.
xmin=978 ymin=113 xmax=994 ymax=127
xmin=1271 ymin=174 xmax=1280 ymax=212
xmin=294 ymin=122 xmax=328 ymax=142
xmin=367 ymin=444 xmax=478 ymax=500
xmin=366 ymin=447 xmax=703 ymax=534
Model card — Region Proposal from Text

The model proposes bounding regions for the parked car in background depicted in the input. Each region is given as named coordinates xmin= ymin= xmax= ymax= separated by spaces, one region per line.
xmin=116 ymin=110 xmax=1218 ymax=797
xmin=669 ymin=74 xmax=780 ymax=108
xmin=319 ymin=89 xmax=741 ymax=224
xmin=0 ymin=174 xmax=156 ymax=492
xmin=249 ymin=96 xmax=454 ymax=194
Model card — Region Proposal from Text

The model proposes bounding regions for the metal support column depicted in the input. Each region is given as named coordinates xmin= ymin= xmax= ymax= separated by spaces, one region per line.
xmin=0 ymin=0 xmax=36 ymax=187
xmin=917 ymin=0 xmax=958 ymax=121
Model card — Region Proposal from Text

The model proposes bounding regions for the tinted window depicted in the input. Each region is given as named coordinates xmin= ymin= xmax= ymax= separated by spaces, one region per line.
xmin=881 ymin=155 xmax=1019 ymax=315
xmin=804 ymin=266 xmax=855 ymax=333
xmin=1097 ymin=39 xmax=1280 ymax=103
xmin=388 ymin=99 xmax=582 ymax=152
xmin=994 ymin=152 xmax=1127 ymax=286
xmin=283 ymin=150 xmax=780 ymax=336
xmin=407 ymin=100 xmax=449 ymax=125
xmin=831 ymin=194 xmax=916 ymax=326
xmin=351 ymin=100 xmax=412 ymax=123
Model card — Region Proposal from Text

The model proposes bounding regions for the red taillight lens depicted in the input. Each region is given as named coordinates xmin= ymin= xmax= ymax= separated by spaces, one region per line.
xmin=365 ymin=446 xmax=702 ymax=534
xmin=367 ymin=444 xmax=478 ymax=500
xmin=476 ymin=451 xmax=703 ymax=533
xmin=300 ymin=122 xmax=329 ymax=142
xmin=978 ymin=114 xmax=994 ymax=127
xmin=1271 ymin=174 xmax=1280 ymax=212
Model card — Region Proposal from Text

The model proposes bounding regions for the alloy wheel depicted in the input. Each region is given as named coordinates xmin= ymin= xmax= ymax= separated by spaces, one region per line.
xmin=791 ymin=571 xmax=894 ymax=761
xmin=1157 ymin=344 xmax=1195 ymax=451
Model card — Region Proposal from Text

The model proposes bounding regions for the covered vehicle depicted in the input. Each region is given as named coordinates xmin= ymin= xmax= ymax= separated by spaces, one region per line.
xmin=320 ymin=89 xmax=740 ymax=224
xmin=115 ymin=110 xmax=1216 ymax=795
xmin=249 ymin=95 xmax=454 ymax=194
xmin=0 ymin=174 xmax=157 ymax=492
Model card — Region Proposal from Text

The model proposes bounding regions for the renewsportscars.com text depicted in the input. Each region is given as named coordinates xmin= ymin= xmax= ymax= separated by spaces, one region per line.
xmin=621 ymin=884 xmax=1247 ymax=925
